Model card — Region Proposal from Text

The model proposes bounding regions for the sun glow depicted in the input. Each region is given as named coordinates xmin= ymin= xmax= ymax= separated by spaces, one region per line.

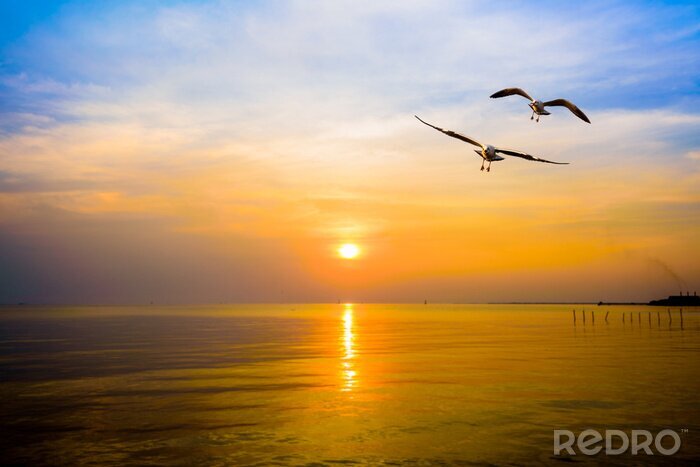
xmin=338 ymin=243 xmax=360 ymax=259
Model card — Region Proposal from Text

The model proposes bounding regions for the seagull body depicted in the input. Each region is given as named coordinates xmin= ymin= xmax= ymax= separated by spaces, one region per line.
xmin=414 ymin=115 xmax=568 ymax=172
xmin=490 ymin=88 xmax=591 ymax=123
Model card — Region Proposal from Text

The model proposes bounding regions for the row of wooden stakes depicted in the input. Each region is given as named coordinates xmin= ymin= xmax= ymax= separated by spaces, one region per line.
xmin=573 ymin=308 xmax=684 ymax=328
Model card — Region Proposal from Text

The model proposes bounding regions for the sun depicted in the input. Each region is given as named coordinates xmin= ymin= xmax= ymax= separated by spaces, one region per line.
xmin=338 ymin=243 xmax=360 ymax=259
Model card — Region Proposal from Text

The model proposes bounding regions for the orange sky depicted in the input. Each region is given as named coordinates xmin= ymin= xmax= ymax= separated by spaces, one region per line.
xmin=1 ymin=1 xmax=699 ymax=303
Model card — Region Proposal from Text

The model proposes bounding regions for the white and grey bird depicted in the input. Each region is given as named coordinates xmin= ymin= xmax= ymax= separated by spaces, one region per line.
xmin=415 ymin=116 xmax=568 ymax=172
xmin=490 ymin=88 xmax=591 ymax=123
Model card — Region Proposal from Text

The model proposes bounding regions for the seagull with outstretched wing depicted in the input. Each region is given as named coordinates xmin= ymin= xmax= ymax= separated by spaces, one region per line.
xmin=415 ymin=115 xmax=568 ymax=172
xmin=490 ymin=88 xmax=591 ymax=123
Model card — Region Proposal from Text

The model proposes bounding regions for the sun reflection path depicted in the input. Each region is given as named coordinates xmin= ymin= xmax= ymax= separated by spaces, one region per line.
xmin=341 ymin=303 xmax=356 ymax=392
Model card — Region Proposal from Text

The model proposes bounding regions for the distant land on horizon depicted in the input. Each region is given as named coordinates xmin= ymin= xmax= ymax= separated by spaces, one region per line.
xmin=2 ymin=295 xmax=699 ymax=308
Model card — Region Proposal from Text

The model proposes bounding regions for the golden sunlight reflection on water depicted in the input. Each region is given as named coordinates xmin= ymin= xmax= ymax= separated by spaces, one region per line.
xmin=341 ymin=303 xmax=356 ymax=392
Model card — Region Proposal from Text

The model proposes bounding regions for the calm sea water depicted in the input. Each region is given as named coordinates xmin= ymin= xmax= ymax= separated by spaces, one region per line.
xmin=1 ymin=304 xmax=698 ymax=465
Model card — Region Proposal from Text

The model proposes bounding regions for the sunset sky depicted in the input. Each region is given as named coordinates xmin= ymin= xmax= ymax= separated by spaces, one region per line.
xmin=1 ymin=0 xmax=699 ymax=304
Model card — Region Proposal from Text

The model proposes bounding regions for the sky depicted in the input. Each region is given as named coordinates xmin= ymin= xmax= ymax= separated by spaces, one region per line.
xmin=1 ymin=0 xmax=699 ymax=304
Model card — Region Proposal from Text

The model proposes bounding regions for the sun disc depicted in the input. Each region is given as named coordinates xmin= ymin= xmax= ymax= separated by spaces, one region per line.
xmin=338 ymin=243 xmax=360 ymax=259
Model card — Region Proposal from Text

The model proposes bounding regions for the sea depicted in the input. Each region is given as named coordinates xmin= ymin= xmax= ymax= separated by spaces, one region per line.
xmin=1 ymin=304 xmax=698 ymax=465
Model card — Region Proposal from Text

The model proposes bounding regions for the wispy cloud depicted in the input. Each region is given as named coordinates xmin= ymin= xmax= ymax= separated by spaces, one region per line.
xmin=1 ymin=0 xmax=699 ymax=303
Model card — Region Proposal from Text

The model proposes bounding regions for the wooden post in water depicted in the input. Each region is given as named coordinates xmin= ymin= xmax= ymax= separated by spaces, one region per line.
xmin=592 ymin=311 xmax=595 ymax=325
xmin=657 ymin=311 xmax=661 ymax=326
xmin=623 ymin=312 xmax=625 ymax=324
xmin=680 ymin=308 xmax=684 ymax=330
xmin=668 ymin=308 xmax=672 ymax=325
xmin=630 ymin=311 xmax=633 ymax=326
xmin=638 ymin=312 xmax=641 ymax=324
xmin=605 ymin=311 xmax=609 ymax=323
xmin=573 ymin=309 xmax=576 ymax=325
xmin=648 ymin=311 xmax=651 ymax=326
xmin=582 ymin=310 xmax=586 ymax=324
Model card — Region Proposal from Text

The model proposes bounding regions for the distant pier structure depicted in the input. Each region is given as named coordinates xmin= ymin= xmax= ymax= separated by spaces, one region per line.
xmin=649 ymin=291 xmax=699 ymax=307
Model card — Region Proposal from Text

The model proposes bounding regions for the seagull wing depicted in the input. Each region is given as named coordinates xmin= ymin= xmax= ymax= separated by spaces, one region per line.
xmin=542 ymin=99 xmax=591 ymax=123
xmin=414 ymin=115 xmax=484 ymax=149
xmin=490 ymin=88 xmax=533 ymax=101
xmin=495 ymin=147 xmax=569 ymax=165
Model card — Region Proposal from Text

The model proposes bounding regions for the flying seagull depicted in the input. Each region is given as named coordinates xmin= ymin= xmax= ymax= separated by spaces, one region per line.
xmin=415 ymin=115 xmax=568 ymax=172
xmin=490 ymin=88 xmax=591 ymax=123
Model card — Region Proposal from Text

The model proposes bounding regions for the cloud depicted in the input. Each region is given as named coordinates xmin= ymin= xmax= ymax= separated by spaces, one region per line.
xmin=2 ymin=1 xmax=699 ymax=118
xmin=0 ymin=0 xmax=699 ymax=302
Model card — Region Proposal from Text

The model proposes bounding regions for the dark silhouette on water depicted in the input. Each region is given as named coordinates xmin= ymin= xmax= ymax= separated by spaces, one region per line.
xmin=649 ymin=292 xmax=699 ymax=307
xmin=681 ymin=308 xmax=684 ymax=330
